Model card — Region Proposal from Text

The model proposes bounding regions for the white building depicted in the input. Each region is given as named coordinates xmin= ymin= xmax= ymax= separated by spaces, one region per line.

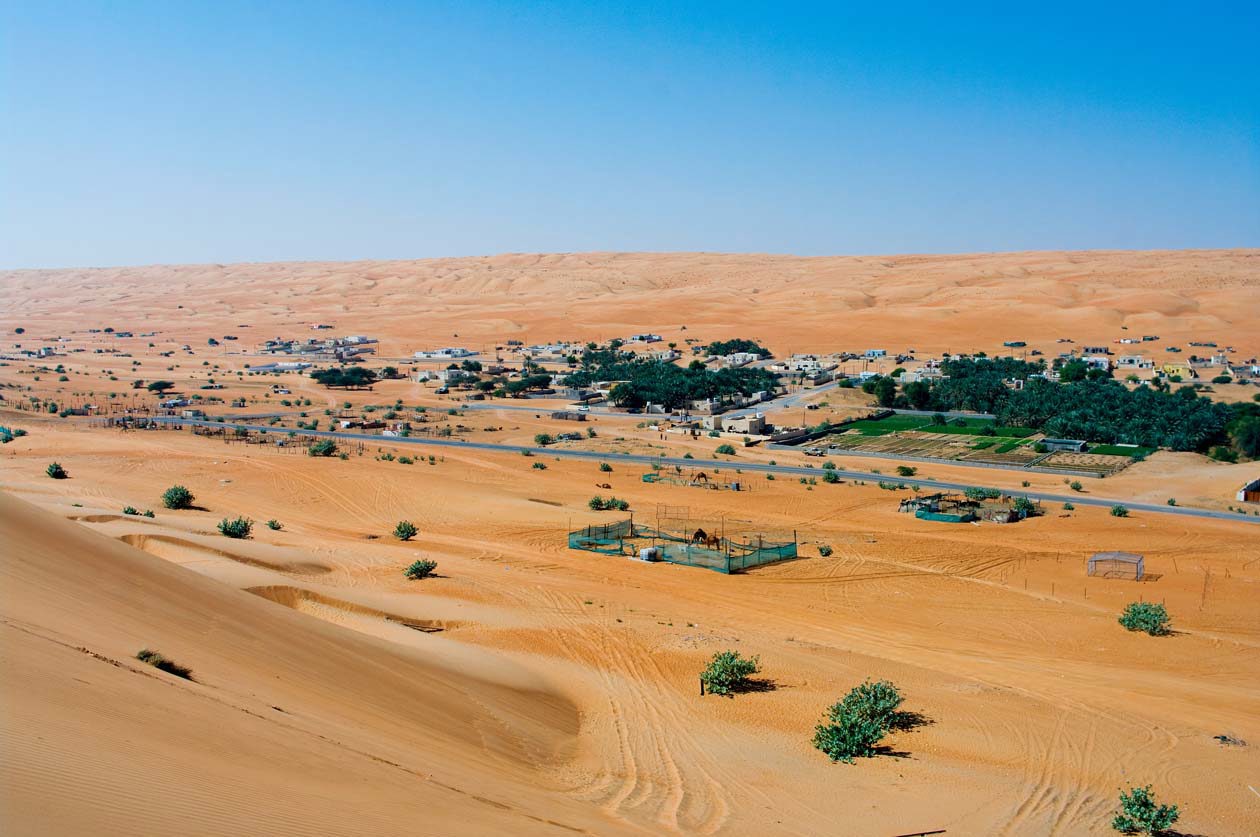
xmin=864 ymin=349 xmax=887 ymax=359
xmin=414 ymin=347 xmax=476 ymax=359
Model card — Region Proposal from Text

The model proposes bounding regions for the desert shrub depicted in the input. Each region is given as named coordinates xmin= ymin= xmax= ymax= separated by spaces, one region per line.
xmin=1118 ymin=602 xmax=1171 ymax=636
xmin=44 ymin=461 xmax=69 ymax=479
xmin=813 ymin=679 xmax=908 ymax=763
xmin=1012 ymin=496 xmax=1036 ymax=516
xmin=532 ymin=461 xmax=548 ymax=470
xmin=380 ymin=452 xmax=395 ymax=461
xmin=683 ymin=452 xmax=694 ymax=459
xmin=308 ymin=438 xmax=338 ymax=457
xmin=533 ymin=433 xmax=554 ymax=446
xmin=895 ymin=465 xmax=917 ymax=477
xmin=393 ymin=520 xmax=418 ymax=541
xmin=123 ymin=506 xmax=140 ymax=515
xmin=136 ymin=648 xmax=193 ymax=680
xmin=822 ymin=470 xmax=840 ymax=483
xmin=599 ymin=462 xmax=613 ymax=472
xmin=143 ymin=509 xmax=155 ymax=518
xmin=1110 ymin=504 xmax=1130 ymax=517
xmin=1111 ymin=784 xmax=1179 ymax=835
xmin=1166 ymin=498 xmax=1176 ymax=506
xmin=1069 ymin=480 xmax=1084 ymax=492
xmin=217 ymin=516 xmax=253 ymax=539
xmin=397 ymin=455 xmax=414 ymax=464
xmin=715 ymin=443 xmax=737 ymax=455
xmin=1063 ymin=502 xmax=1075 ymax=510
xmin=403 ymin=559 xmax=438 ymax=580
xmin=700 ymin=650 xmax=759 ymax=696
xmin=818 ymin=544 xmax=834 ymax=557
xmin=266 ymin=519 xmax=282 ymax=530
xmin=161 ymin=484 xmax=195 ymax=510
xmin=588 ymin=496 xmax=629 ymax=511
xmin=0 ymin=425 xmax=27 ymax=443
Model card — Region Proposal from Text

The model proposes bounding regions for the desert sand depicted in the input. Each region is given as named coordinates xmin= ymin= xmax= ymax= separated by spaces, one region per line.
xmin=2 ymin=250 xmax=1259 ymax=836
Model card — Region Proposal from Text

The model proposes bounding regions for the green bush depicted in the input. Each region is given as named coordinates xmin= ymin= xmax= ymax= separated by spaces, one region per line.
xmin=895 ymin=465 xmax=917 ymax=477
xmin=1110 ymin=504 xmax=1130 ymax=517
xmin=1012 ymin=496 xmax=1036 ymax=516
xmin=217 ymin=517 xmax=253 ymax=539
xmin=700 ymin=650 xmax=759 ymax=696
xmin=266 ymin=519 xmax=283 ymax=530
xmin=135 ymin=649 xmax=193 ymax=680
xmin=161 ymin=484 xmax=195 ymax=510
xmin=397 ymin=455 xmax=414 ymax=464
xmin=1063 ymin=501 xmax=1075 ymax=511
xmin=393 ymin=520 xmax=418 ymax=541
xmin=715 ymin=443 xmax=737 ymax=455
xmin=1069 ymin=480 xmax=1084 ymax=492
xmin=599 ymin=462 xmax=613 ymax=472
xmin=818 ymin=544 xmax=834 ymax=557
xmin=143 ymin=509 xmax=155 ymax=518
xmin=534 ymin=433 xmax=554 ymax=446
xmin=46 ymin=462 xmax=68 ymax=479
xmin=1166 ymin=498 xmax=1176 ymax=506
xmin=403 ymin=559 xmax=438 ymax=580
xmin=532 ymin=461 xmax=548 ymax=470
xmin=308 ymin=438 xmax=338 ymax=457
xmin=813 ymin=680 xmax=908 ymax=763
xmin=1112 ymin=784 xmax=1179 ymax=835
xmin=123 ymin=506 xmax=140 ymax=516
xmin=1118 ymin=602 xmax=1171 ymax=636
xmin=822 ymin=470 xmax=840 ymax=484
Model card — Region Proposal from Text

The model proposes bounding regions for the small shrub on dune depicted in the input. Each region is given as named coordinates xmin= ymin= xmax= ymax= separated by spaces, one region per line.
xmin=700 ymin=650 xmax=759 ymax=696
xmin=404 ymin=559 xmax=438 ymax=580
xmin=818 ymin=544 xmax=834 ymax=557
xmin=161 ymin=485 xmax=195 ymax=510
xmin=1111 ymin=784 xmax=1179 ymax=835
xmin=715 ymin=443 xmax=737 ymax=456
xmin=266 ymin=519 xmax=283 ymax=531
xmin=393 ymin=520 xmax=418 ymax=541
xmin=1110 ymin=504 xmax=1130 ymax=518
xmin=143 ymin=509 xmax=155 ymax=518
xmin=123 ymin=506 xmax=140 ymax=516
xmin=217 ymin=516 xmax=253 ymax=539
xmin=1118 ymin=602 xmax=1171 ymax=636
xmin=813 ymin=679 xmax=909 ymax=764
xmin=136 ymin=649 xmax=193 ymax=680
xmin=46 ymin=462 xmax=68 ymax=479
xmin=532 ymin=461 xmax=548 ymax=470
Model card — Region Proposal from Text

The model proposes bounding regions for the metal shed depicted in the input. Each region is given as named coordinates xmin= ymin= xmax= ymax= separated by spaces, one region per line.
xmin=1087 ymin=551 xmax=1144 ymax=580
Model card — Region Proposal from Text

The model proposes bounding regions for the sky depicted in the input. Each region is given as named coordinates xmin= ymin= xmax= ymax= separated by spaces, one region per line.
xmin=2 ymin=1 xmax=1258 ymax=268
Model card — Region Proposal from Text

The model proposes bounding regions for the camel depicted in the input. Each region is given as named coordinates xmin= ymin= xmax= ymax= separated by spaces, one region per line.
xmin=704 ymin=534 xmax=723 ymax=550
xmin=692 ymin=528 xmax=707 ymax=544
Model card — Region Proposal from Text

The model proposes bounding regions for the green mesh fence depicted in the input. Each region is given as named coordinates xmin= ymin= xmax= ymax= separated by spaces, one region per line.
xmin=567 ymin=521 xmax=796 ymax=573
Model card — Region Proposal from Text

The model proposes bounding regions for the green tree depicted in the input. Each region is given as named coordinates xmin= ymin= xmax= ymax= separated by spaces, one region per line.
xmin=699 ymin=650 xmax=760 ymax=696
xmin=715 ymin=443 xmax=736 ymax=455
xmin=1110 ymin=504 xmax=1130 ymax=517
xmin=533 ymin=433 xmax=554 ymax=446
xmin=393 ymin=520 xmax=418 ymax=541
xmin=308 ymin=439 xmax=339 ymax=457
xmin=1111 ymin=785 xmax=1179 ymax=835
xmin=161 ymin=485 xmax=195 ymax=510
xmin=147 ymin=380 xmax=176 ymax=393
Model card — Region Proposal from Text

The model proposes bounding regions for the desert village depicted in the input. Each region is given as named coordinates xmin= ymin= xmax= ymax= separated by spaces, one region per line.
xmin=2 ymin=250 xmax=1259 ymax=836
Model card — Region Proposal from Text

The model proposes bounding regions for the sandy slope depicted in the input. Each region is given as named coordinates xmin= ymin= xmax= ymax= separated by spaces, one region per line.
xmin=0 ymin=494 xmax=635 ymax=836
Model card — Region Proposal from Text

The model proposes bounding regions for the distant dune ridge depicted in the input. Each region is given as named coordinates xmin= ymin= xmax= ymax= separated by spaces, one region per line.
xmin=3 ymin=249 xmax=1257 ymax=357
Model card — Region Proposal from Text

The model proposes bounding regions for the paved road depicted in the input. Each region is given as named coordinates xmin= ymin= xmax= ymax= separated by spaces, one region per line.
xmin=142 ymin=416 xmax=1259 ymax=527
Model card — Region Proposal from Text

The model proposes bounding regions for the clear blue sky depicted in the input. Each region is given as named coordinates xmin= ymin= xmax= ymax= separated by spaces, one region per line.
xmin=2 ymin=1 xmax=1257 ymax=268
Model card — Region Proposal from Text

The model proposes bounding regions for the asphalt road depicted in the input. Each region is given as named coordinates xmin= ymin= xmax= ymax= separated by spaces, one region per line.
xmin=143 ymin=416 xmax=1259 ymax=527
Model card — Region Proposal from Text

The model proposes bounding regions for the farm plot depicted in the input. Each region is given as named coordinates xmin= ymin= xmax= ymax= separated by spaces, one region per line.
xmin=1038 ymin=451 xmax=1134 ymax=477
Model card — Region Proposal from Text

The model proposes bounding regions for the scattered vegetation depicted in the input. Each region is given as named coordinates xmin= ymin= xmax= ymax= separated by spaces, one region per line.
xmin=0 ymin=425 xmax=28 ymax=443
xmin=532 ymin=461 xmax=548 ymax=470
xmin=46 ymin=462 xmax=68 ymax=479
xmin=895 ymin=465 xmax=917 ymax=477
xmin=161 ymin=484 xmax=195 ymax=510
xmin=403 ymin=559 xmax=438 ymax=580
xmin=217 ymin=516 xmax=253 ymax=539
xmin=1111 ymin=784 xmax=1180 ymax=835
xmin=310 ymin=366 xmax=378 ymax=389
xmin=123 ymin=506 xmax=140 ymax=515
xmin=1118 ymin=602 xmax=1171 ymax=636
xmin=818 ymin=544 xmax=834 ymax=557
xmin=135 ymin=649 xmax=193 ymax=680
xmin=393 ymin=520 xmax=418 ymax=541
xmin=266 ymin=519 xmax=283 ymax=530
xmin=700 ymin=650 xmax=760 ymax=696
xmin=715 ymin=443 xmax=737 ymax=455
xmin=1110 ymin=504 xmax=1130 ymax=518
xmin=534 ymin=433 xmax=554 ymax=446
xmin=599 ymin=462 xmax=613 ymax=472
